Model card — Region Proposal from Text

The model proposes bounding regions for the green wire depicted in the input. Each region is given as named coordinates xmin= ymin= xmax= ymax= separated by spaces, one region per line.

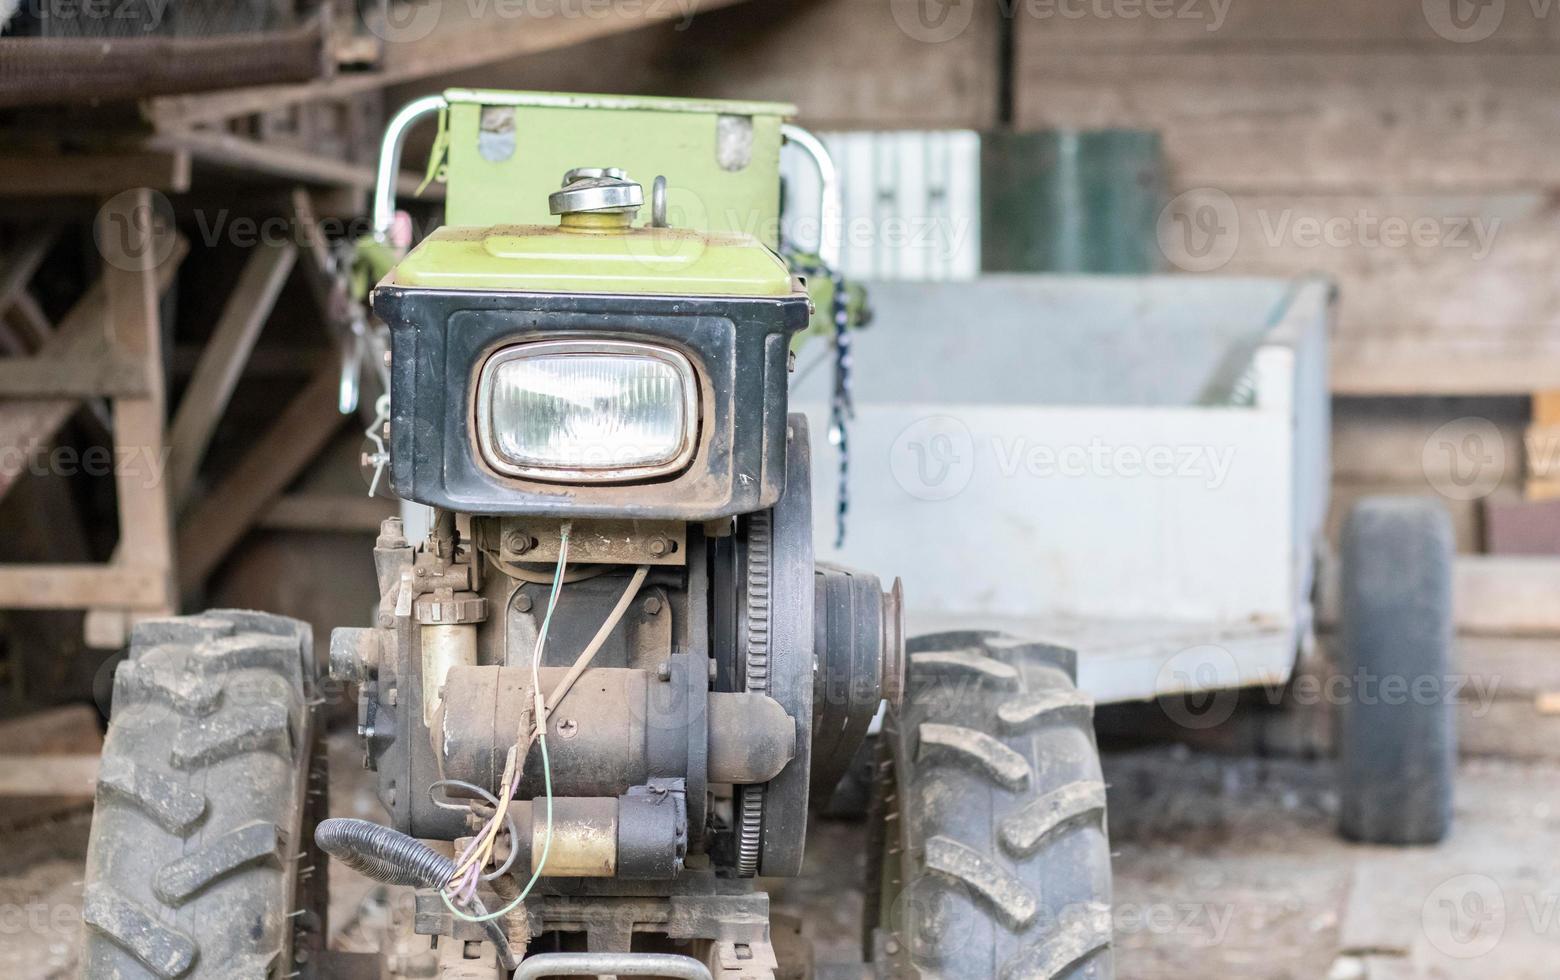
xmin=439 ymin=524 xmax=569 ymax=925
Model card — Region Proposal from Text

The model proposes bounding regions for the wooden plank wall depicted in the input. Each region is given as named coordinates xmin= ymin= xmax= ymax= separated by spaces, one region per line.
xmin=392 ymin=0 xmax=1004 ymax=129
xmin=1013 ymin=0 xmax=1560 ymax=395
xmin=394 ymin=0 xmax=1560 ymax=393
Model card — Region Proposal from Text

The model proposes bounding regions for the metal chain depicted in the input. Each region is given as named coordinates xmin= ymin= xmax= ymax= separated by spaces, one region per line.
xmin=784 ymin=251 xmax=854 ymax=547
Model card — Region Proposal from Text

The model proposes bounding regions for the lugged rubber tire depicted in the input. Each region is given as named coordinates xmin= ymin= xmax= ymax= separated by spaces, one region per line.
xmin=866 ymin=632 xmax=1114 ymax=980
xmin=1338 ymin=497 xmax=1456 ymax=845
xmin=79 ymin=610 xmax=322 ymax=979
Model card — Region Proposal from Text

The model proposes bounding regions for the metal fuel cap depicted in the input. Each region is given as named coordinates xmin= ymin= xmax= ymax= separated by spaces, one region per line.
xmin=549 ymin=168 xmax=644 ymax=216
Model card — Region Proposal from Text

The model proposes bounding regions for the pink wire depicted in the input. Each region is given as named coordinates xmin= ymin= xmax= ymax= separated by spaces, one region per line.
xmin=442 ymin=719 xmax=537 ymax=903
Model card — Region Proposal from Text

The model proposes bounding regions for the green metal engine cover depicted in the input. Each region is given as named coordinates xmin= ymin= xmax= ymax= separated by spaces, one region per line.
xmin=387 ymin=223 xmax=795 ymax=297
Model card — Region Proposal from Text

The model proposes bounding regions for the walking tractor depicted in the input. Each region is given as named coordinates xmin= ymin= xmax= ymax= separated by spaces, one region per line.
xmin=77 ymin=90 xmax=1116 ymax=980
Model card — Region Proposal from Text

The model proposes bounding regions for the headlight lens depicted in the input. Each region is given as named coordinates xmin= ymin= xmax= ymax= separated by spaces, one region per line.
xmin=476 ymin=339 xmax=698 ymax=482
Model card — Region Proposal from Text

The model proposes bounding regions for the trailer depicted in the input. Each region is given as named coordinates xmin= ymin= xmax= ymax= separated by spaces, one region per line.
xmin=798 ymin=274 xmax=1332 ymax=704
xmin=800 ymin=272 xmax=1456 ymax=845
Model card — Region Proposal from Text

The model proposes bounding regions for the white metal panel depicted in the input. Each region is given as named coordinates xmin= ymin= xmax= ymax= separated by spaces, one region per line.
xmin=907 ymin=612 xmax=1297 ymax=706
xmin=793 ymin=275 xmax=1334 ymax=703
xmin=801 ymin=401 xmax=1293 ymax=625
xmin=781 ymin=131 xmax=980 ymax=281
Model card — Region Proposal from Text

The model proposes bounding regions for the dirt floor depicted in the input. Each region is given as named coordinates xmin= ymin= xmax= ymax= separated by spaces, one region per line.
xmin=4 ymin=736 xmax=1556 ymax=978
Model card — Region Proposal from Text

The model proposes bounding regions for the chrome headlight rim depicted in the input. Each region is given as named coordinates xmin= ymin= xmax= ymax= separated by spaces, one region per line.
xmin=474 ymin=337 xmax=700 ymax=484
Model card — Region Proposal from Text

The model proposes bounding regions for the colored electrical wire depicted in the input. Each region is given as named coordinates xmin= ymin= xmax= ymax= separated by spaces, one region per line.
xmin=545 ymin=564 xmax=649 ymax=714
xmin=440 ymin=522 xmax=571 ymax=924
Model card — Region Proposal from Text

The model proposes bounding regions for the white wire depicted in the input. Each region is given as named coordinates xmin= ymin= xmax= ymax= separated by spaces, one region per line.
xmin=440 ymin=522 xmax=570 ymax=924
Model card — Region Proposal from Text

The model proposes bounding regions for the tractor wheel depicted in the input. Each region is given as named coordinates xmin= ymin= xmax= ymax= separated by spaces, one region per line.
xmin=866 ymin=632 xmax=1114 ymax=979
xmin=79 ymin=610 xmax=326 ymax=979
xmin=1337 ymin=497 xmax=1456 ymax=845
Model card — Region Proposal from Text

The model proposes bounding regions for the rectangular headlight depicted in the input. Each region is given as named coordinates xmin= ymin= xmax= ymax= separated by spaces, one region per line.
xmin=475 ymin=339 xmax=698 ymax=482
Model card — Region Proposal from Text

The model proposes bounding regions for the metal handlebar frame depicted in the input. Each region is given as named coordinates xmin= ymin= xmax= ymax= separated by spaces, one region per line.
xmin=512 ymin=952 xmax=714 ymax=980
xmin=780 ymin=123 xmax=842 ymax=269
xmin=372 ymin=99 xmax=841 ymax=266
xmin=373 ymin=93 xmax=448 ymax=243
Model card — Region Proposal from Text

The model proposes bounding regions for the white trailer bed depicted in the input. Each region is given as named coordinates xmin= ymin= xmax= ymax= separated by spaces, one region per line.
xmin=794 ymin=275 xmax=1333 ymax=704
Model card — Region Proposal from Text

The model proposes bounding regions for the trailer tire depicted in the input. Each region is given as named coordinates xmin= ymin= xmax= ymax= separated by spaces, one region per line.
xmin=1337 ymin=497 xmax=1456 ymax=845
xmin=866 ymin=631 xmax=1114 ymax=979
xmin=79 ymin=610 xmax=325 ymax=979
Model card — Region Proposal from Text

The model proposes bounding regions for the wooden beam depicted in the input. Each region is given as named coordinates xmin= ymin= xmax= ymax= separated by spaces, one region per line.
xmin=4 ymin=292 xmax=115 ymax=443
xmin=166 ymin=241 xmax=297 ymax=506
xmin=151 ymin=130 xmax=432 ymax=196
xmin=0 ymin=23 xmax=326 ymax=110
xmin=4 ymin=292 xmax=55 ymax=351
xmin=1456 ymin=556 xmax=1560 ymax=636
xmin=259 ymin=493 xmax=394 ymax=533
xmin=1528 ymin=478 xmax=1560 ymax=502
xmin=146 ymin=0 xmax=755 ymax=128
xmin=177 ymin=362 xmax=348 ymax=592
xmin=101 ymin=191 xmax=176 ymax=615
xmin=0 ymin=235 xmax=187 ymax=506
xmin=1332 ymin=344 xmax=1560 ymax=396
xmin=151 ymin=73 xmax=392 ymax=131
xmin=0 ymin=706 xmax=101 ymax=823
xmin=1320 ymin=554 xmax=1560 ymax=636
xmin=172 ymin=344 xmax=320 ymax=379
xmin=0 ymin=151 xmax=191 ymax=196
xmin=1535 ymin=392 xmax=1560 ymax=426
xmin=0 ymin=355 xmax=149 ymax=397
xmin=0 ymin=755 xmax=100 ymax=797
xmin=0 ymin=229 xmax=56 ymax=313
xmin=0 ymin=564 xmax=172 ymax=609
xmin=376 ymin=0 xmax=751 ymax=84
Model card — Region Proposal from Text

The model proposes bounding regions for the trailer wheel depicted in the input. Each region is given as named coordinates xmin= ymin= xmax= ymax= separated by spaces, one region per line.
xmin=1337 ymin=498 xmax=1456 ymax=845
xmin=79 ymin=610 xmax=325 ymax=979
xmin=866 ymin=632 xmax=1114 ymax=979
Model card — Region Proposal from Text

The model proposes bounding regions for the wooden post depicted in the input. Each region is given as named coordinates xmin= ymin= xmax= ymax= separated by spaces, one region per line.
xmin=0 ymin=235 xmax=187 ymax=507
xmin=99 ymin=190 xmax=177 ymax=616
xmin=165 ymin=240 xmax=297 ymax=506
xmin=1527 ymin=391 xmax=1560 ymax=500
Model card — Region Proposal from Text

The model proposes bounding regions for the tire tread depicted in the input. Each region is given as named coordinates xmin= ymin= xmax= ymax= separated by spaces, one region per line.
xmin=81 ymin=610 xmax=315 ymax=980
xmin=872 ymin=632 xmax=1114 ymax=980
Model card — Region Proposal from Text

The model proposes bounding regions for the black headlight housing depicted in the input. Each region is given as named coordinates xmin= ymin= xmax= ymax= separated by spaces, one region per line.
xmin=370 ymin=285 xmax=811 ymax=520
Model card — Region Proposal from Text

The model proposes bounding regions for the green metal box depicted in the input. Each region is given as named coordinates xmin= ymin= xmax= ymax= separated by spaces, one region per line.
xmin=439 ymin=89 xmax=795 ymax=248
